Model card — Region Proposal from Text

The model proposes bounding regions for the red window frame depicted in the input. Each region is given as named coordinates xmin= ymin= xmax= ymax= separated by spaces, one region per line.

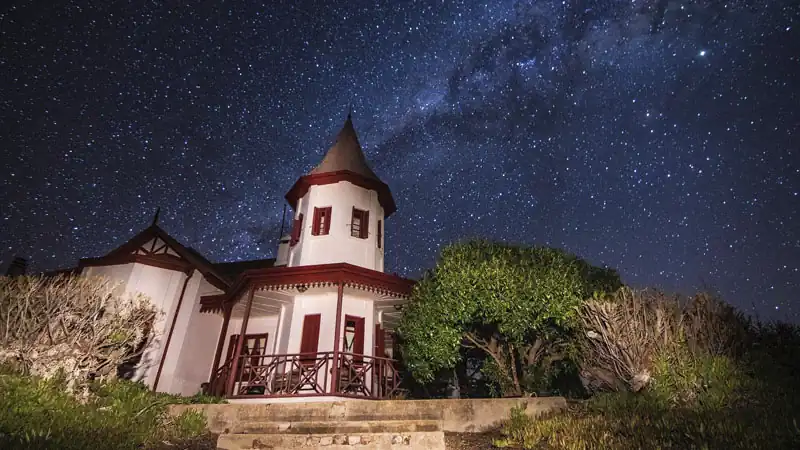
xmin=312 ymin=206 xmax=332 ymax=236
xmin=290 ymin=213 xmax=304 ymax=246
xmin=350 ymin=208 xmax=369 ymax=239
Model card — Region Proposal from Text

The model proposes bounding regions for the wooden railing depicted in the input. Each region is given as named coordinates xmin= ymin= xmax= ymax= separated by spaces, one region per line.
xmin=207 ymin=351 xmax=402 ymax=400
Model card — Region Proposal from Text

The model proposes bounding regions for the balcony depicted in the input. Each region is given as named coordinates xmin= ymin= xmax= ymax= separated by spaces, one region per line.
xmin=207 ymin=351 xmax=403 ymax=400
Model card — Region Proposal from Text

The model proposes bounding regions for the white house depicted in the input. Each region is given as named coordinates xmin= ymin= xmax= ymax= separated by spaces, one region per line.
xmin=67 ymin=114 xmax=414 ymax=402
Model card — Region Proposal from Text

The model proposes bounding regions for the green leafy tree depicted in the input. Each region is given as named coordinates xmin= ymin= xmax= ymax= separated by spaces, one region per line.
xmin=397 ymin=240 xmax=621 ymax=397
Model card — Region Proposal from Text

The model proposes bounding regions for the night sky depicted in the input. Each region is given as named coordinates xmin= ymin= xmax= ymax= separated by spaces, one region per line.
xmin=1 ymin=1 xmax=798 ymax=322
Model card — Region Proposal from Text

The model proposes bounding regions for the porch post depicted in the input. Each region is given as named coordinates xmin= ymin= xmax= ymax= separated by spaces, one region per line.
xmin=209 ymin=302 xmax=232 ymax=388
xmin=331 ymin=281 xmax=344 ymax=394
xmin=226 ymin=286 xmax=255 ymax=397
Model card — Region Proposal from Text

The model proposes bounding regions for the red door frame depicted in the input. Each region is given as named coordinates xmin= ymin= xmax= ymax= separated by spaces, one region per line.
xmin=225 ymin=333 xmax=269 ymax=380
xmin=343 ymin=315 xmax=365 ymax=363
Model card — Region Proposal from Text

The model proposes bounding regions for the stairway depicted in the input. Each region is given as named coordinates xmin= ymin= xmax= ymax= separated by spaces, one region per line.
xmin=213 ymin=402 xmax=447 ymax=450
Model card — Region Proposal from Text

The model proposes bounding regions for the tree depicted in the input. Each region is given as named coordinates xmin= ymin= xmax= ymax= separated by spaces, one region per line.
xmin=397 ymin=240 xmax=621 ymax=397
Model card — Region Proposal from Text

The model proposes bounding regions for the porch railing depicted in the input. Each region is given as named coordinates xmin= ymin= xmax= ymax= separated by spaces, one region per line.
xmin=208 ymin=351 xmax=402 ymax=400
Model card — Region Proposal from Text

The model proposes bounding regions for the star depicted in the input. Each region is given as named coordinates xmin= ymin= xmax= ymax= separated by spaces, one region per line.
xmin=0 ymin=0 xmax=798 ymax=323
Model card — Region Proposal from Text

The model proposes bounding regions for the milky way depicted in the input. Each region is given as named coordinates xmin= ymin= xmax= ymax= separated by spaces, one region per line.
xmin=1 ymin=1 xmax=798 ymax=322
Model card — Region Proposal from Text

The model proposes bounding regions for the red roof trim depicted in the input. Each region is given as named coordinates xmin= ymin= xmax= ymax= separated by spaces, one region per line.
xmin=199 ymin=263 xmax=414 ymax=313
xmin=79 ymin=225 xmax=229 ymax=290
xmin=285 ymin=170 xmax=397 ymax=217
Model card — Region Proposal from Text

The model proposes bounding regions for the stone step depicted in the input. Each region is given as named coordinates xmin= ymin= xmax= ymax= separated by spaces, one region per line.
xmin=211 ymin=402 xmax=443 ymax=424
xmin=216 ymin=430 xmax=446 ymax=450
xmin=227 ymin=419 xmax=442 ymax=435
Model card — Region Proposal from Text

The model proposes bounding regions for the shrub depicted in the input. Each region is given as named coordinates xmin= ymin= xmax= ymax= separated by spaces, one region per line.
xmin=578 ymin=287 xmax=758 ymax=395
xmin=0 ymin=274 xmax=158 ymax=392
xmin=649 ymin=346 xmax=744 ymax=410
xmin=398 ymin=240 xmax=621 ymax=397
xmin=496 ymin=390 xmax=800 ymax=449
xmin=578 ymin=288 xmax=683 ymax=393
xmin=0 ymin=370 xmax=215 ymax=450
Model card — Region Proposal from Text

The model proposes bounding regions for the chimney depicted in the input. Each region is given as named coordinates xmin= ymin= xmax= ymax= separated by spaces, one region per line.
xmin=274 ymin=234 xmax=291 ymax=266
xmin=6 ymin=256 xmax=27 ymax=276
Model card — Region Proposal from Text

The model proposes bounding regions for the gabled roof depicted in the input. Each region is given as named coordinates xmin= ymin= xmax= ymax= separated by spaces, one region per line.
xmin=79 ymin=224 xmax=231 ymax=290
xmin=310 ymin=114 xmax=381 ymax=182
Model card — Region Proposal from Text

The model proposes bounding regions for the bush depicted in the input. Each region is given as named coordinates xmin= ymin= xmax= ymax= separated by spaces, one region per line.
xmin=498 ymin=286 xmax=800 ymax=450
xmin=496 ymin=389 xmax=800 ymax=449
xmin=0 ymin=274 xmax=158 ymax=392
xmin=0 ymin=369 xmax=218 ymax=450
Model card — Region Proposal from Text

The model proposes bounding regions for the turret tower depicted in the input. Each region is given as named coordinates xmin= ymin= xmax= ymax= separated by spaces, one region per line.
xmin=283 ymin=114 xmax=395 ymax=272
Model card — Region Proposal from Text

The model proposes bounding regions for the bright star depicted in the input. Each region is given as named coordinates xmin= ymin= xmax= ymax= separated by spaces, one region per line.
xmin=699 ymin=50 xmax=707 ymax=56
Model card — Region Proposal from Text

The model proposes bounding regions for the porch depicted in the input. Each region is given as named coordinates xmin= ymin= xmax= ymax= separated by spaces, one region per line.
xmin=206 ymin=350 xmax=403 ymax=400
xmin=197 ymin=264 xmax=414 ymax=402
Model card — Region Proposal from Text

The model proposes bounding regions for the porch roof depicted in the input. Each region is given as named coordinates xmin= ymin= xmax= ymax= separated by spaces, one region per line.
xmin=199 ymin=263 xmax=415 ymax=313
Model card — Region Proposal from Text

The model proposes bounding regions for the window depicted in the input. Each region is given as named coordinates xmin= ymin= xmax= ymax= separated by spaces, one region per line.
xmin=350 ymin=208 xmax=369 ymax=239
xmin=290 ymin=213 xmax=304 ymax=246
xmin=377 ymin=220 xmax=382 ymax=248
xmin=312 ymin=206 xmax=332 ymax=235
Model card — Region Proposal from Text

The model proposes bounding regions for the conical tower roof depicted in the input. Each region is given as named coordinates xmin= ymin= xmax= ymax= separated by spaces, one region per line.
xmin=310 ymin=114 xmax=380 ymax=181
xmin=286 ymin=112 xmax=397 ymax=217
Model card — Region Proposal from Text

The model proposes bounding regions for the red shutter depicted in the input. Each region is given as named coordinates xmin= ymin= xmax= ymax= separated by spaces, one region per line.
xmin=290 ymin=213 xmax=303 ymax=246
xmin=360 ymin=210 xmax=369 ymax=239
xmin=377 ymin=220 xmax=382 ymax=248
xmin=300 ymin=314 xmax=321 ymax=355
xmin=311 ymin=207 xmax=321 ymax=236
xmin=323 ymin=207 xmax=332 ymax=234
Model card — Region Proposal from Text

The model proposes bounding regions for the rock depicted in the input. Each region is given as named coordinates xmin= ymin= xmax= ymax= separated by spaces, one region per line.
xmin=347 ymin=435 xmax=361 ymax=445
xmin=319 ymin=436 xmax=333 ymax=446
xmin=333 ymin=434 xmax=347 ymax=445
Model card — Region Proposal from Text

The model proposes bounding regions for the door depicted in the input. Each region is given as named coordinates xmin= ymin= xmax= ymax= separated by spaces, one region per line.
xmin=343 ymin=315 xmax=365 ymax=363
xmin=227 ymin=333 xmax=269 ymax=380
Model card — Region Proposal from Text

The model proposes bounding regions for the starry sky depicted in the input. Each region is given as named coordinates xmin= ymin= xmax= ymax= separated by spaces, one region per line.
xmin=1 ymin=1 xmax=798 ymax=322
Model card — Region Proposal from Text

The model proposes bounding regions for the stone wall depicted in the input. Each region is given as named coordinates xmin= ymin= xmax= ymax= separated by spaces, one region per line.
xmin=169 ymin=397 xmax=567 ymax=434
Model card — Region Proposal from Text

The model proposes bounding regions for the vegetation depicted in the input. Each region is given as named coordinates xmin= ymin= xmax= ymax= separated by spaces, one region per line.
xmin=0 ymin=274 xmax=158 ymax=391
xmin=494 ymin=288 xmax=800 ymax=449
xmin=0 ymin=274 xmax=221 ymax=449
xmin=397 ymin=240 xmax=800 ymax=448
xmin=397 ymin=240 xmax=621 ymax=397
xmin=0 ymin=365 xmax=222 ymax=450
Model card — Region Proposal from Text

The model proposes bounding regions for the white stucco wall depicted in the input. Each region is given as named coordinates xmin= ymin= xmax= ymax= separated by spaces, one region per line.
xmin=160 ymin=276 xmax=224 ymax=396
xmin=84 ymin=263 xmax=227 ymax=395
xmin=126 ymin=264 xmax=192 ymax=388
xmin=285 ymin=288 xmax=376 ymax=357
xmin=275 ymin=302 xmax=293 ymax=354
xmin=288 ymin=181 xmax=385 ymax=271
xmin=287 ymin=289 xmax=338 ymax=353
xmin=82 ymin=263 xmax=135 ymax=295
